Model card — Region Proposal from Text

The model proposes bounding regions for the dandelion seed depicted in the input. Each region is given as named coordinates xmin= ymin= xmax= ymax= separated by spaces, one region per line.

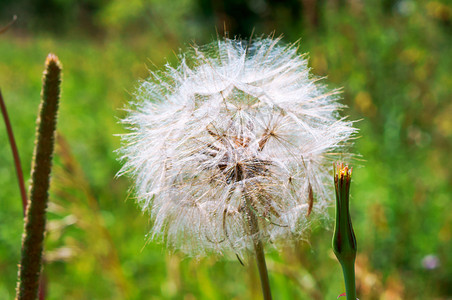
xmin=118 ymin=36 xmax=356 ymax=257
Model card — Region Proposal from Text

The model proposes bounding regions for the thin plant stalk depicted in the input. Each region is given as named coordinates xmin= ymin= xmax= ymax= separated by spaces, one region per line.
xmin=0 ymin=90 xmax=28 ymax=213
xmin=245 ymin=194 xmax=272 ymax=300
xmin=16 ymin=54 xmax=62 ymax=300
xmin=0 ymin=15 xmax=17 ymax=34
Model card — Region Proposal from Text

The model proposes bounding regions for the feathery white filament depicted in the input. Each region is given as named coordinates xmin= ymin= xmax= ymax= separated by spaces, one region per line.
xmin=119 ymin=37 xmax=356 ymax=256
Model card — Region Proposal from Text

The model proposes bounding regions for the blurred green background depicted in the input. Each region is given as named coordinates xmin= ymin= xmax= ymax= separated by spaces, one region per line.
xmin=1 ymin=0 xmax=451 ymax=299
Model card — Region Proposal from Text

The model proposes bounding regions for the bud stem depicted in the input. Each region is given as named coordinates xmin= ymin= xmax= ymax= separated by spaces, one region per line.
xmin=341 ymin=259 xmax=356 ymax=300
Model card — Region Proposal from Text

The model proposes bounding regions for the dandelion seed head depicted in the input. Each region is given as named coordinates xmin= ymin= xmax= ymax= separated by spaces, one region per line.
xmin=119 ymin=36 xmax=356 ymax=257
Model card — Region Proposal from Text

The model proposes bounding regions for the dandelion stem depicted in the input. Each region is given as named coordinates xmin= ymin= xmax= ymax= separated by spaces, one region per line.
xmin=245 ymin=195 xmax=272 ymax=300
xmin=16 ymin=54 xmax=61 ymax=300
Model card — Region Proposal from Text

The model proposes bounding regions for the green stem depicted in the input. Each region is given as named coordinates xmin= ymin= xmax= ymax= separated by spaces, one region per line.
xmin=341 ymin=259 xmax=356 ymax=300
xmin=16 ymin=54 xmax=62 ymax=300
xmin=244 ymin=195 xmax=272 ymax=300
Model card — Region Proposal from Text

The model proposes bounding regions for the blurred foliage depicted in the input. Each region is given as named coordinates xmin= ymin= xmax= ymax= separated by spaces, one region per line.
xmin=1 ymin=0 xmax=452 ymax=299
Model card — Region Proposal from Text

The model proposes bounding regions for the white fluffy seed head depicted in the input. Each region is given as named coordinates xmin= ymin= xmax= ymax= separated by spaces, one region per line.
xmin=118 ymin=37 xmax=357 ymax=257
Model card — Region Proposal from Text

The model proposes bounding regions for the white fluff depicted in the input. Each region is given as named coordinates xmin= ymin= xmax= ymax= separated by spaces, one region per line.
xmin=118 ymin=37 xmax=356 ymax=256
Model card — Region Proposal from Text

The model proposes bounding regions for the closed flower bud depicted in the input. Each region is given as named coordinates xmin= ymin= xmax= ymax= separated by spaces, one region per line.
xmin=333 ymin=162 xmax=357 ymax=300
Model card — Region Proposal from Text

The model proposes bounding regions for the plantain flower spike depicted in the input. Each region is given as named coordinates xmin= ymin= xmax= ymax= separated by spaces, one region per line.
xmin=119 ymin=37 xmax=356 ymax=257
